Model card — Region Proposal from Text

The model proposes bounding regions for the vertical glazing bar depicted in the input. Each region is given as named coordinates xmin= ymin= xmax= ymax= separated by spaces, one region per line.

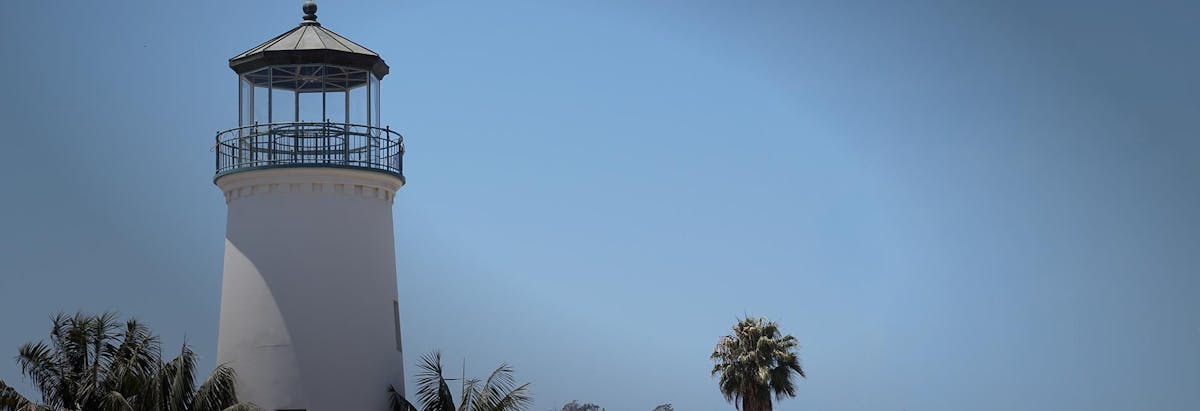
xmin=366 ymin=76 xmax=373 ymax=167
xmin=376 ymin=77 xmax=381 ymax=129
xmin=321 ymin=65 xmax=327 ymax=122
xmin=297 ymin=67 xmax=303 ymax=164
xmin=239 ymin=76 xmax=248 ymax=167
xmin=366 ymin=74 xmax=371 ymax=131
xmin=294 ymin=82 xmax=300 ymax=123
xmin=266 ymin=69 xmax=273 ymax=167
xmin=247 ymin=77 xmax=253 ymax=125
xmin=322 ymin=66 xmax=331 ymax=165
xmin=237 ymin=76 xmax=242 ymax=127
xmin=345 ymin=89 xmax=351 ymax=165
xmin=320 ymin=68 xmax=326 ymax=165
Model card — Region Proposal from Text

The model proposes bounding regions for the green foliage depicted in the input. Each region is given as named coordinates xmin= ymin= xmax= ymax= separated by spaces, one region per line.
xmin=388 ymin=351 xmax=532 ymax=411
xmin=560 ymin=400 xmax=602 ymax=411
xmin=0 ymin=380 xmax=36 ymax=411
xmin=557 ymin=400 xmax=673 ymax=411
xmin=0 ymin=312 xmax=261 ymax=411
xmin=711 ymin=316 xmax=805 ymax=411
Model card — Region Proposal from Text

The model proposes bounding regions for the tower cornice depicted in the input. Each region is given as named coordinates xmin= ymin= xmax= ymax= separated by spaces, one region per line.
xmin=215 ymin=167 xmax=404 ymax=205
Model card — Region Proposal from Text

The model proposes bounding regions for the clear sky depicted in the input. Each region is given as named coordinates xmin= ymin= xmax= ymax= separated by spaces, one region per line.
xmin=1 ymin=1 xmax=1198 ymax=410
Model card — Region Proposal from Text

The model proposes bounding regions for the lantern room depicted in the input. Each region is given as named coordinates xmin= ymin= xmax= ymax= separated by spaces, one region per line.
xmin=215 ymin=1 xmax=402 ymax=180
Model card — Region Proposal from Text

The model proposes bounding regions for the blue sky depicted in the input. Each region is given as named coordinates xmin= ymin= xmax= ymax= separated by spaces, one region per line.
xmin=1 ymin=1 xmax=1198 ymax=409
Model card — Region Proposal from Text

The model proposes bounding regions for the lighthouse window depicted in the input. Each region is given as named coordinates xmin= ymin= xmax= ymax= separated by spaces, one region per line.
xmin=238 ymin=76 xmax=252 ymax=127
xmin=272 ymin=83 xmax=294 ymax=123
xmin=348 ymin=75 xmax=369 ymax=126
xmin=325 ymin=90 xmax=346 ymax=124
xmin=297 ymin=90 xmax=323 ymax=123
xmin=393 ymin=300 xmax=403 ymax=352
xmin=251 ymin=72 xmax=270 ymax=125
xmin=237 ymin=64 xmax=376 ymax=126
xmin=371 ymin=74 xmax=381 ymax=129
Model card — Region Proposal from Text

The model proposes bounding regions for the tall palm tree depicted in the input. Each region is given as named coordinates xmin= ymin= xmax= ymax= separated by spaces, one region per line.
xmin=0 ymin=312 xmax=258 ymax=411
xmin=711 ymin=316 xmax=806 ymax=411
xmin=388 ymin=351 xmax=532 ymax=411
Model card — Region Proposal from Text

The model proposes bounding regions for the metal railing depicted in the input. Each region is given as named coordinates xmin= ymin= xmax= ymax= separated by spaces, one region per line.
xmin=215 ymin=122 xmax=404 ymax=179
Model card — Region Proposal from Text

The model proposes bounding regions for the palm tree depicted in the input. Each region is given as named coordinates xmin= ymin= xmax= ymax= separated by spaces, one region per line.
xmin=710 ymin=316 xmax=806 ymax=411
xmin=388 ymin=351 xmax=532 ymax=411
xmin=0 ymin=312 xmax=258 ymax=411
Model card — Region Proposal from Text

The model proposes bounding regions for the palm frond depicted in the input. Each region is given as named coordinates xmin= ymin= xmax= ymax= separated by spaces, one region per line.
xmin=160 ymin=344 xmax=197 ymax=411
xmin=387 ymin=385 xmax=420 ymax=411
xmin=472 ymin=364 xmax=531 ymax=411
xmin=482 ymin=382 xmax=531 ymax=411
xmin=15 ymin=341 xmax=64 ymax=409
xmin=193 ymin=364 xmax=238 ymax=411
xmin=414 ymin=352 xmax=456 ymax=411
xmin=103 ymin=320 xmax=160 ymax=411
xmin=0 ymin=380 xmax=37 ymax=411
xmin=219 ymin=403 xmax=263 ymax=411
xmin=458 ymin=378 xmax=479 ymax=411
xmin=113 ymin=320 xmax=162 ymax=383
xmin=100 ymin=391 xmax=134 ymax=411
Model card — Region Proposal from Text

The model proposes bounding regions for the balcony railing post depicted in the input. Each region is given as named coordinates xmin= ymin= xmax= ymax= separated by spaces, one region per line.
xmin=215 ymin=131 xmax=221 ymax=173
xmin=267 ymin=123 xmax=274 ymax=165
xmin=384 ymin=126 xmax=391 ymax=171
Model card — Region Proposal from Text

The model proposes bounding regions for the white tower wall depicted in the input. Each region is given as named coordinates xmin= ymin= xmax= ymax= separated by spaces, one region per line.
xmin=215 ymin=167 xmax=405 ymax=411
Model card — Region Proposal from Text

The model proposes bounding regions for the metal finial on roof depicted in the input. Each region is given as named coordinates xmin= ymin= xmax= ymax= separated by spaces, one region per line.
xmin=302 ymin=1 xmax=319 ymax=24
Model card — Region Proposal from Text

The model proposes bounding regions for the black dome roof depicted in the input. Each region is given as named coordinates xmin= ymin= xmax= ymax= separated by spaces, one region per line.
xmin=228 ymin=2 xmax=389 ymax=79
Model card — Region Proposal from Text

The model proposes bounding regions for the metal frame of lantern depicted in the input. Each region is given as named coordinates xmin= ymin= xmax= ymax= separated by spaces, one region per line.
xmin=215 ymin=64 xmax=401 ymax=180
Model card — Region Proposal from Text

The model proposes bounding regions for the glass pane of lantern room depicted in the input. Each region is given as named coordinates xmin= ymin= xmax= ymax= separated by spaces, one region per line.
xmin=271 ymin=66 xmax=297 ymax=123
xmin=326 ymin=90 xmax=346 ymax=123
xmin=371 ymin=74 xmax=381 ymax=129
xmin=239 ymin=76 xmax=253 ymax=126
xmin=348 ymin=76 xmax=368 ymax=126
xmin=298 ymin=91 xmax=323 ymax=123
xmin=252 ymin=69 xmax=270 ymax=125
xmin=297 ymin=65 xmax=325 ymax=123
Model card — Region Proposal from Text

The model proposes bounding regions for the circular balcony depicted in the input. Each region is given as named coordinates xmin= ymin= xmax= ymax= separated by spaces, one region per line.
xmin=215 ymin=122 xmax=404 ymax=180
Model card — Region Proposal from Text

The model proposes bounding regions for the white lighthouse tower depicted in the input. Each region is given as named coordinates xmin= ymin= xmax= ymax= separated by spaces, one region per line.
xmin=213 ymin=2 xmax=405 ymax=409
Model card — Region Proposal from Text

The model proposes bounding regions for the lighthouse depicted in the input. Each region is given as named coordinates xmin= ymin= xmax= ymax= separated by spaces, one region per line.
xmin=212 ymin=2 xmax=405 ymax=409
